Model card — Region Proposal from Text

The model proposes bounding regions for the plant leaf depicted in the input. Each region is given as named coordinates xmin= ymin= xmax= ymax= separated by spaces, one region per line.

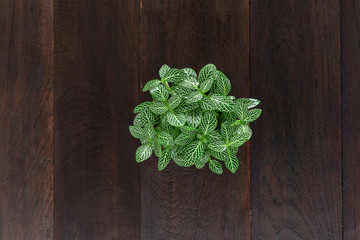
xmin=198 ymin=64 xmax=217 ymax=84
xmin=134 ymin=101 xmax=152 ymax=113
xmin=234 ymin=101 xmax=248 ymax=120
xmin=209 ymin=159 xmax=223 ymax=174
xmin=220 ymin=112 xmax=237 ymax=124
xmin=167 ymin=95 xmax=183 ymax=109
xmin=143 ymin=124 xmax=156 ymax=140
xmin=150 ymin=85 xmax=169 ymax=102
xmin=153 ymin=141 xmax=162 ymax=157
xmin=228 ymin=133 xmax=247 ymax=147
xmin=244 ymin=109 xmax=262 ymax=122
xmin=133 ymin=109 xmax=156 ymax=126
xmin=195 ymin=151 xmax=210 ymax=169
xmin=157 ymin=131 xmax=173 ymax=146
xmin=208 ymin=141 xmax=227 ymax=152
xmin=200 ymin=97 xmax=216 ymax=111
xmin=224 ymin=151 xmax=239 ymax=173
xmin=174 ymin=132 xmax=196 ymax=146
xmin=162 ymin=68 xmax=185 ymax=83
xmin=172 ymin=85 xmax=192 ymax=96
xmin=199 ymin=79 xmax=214 ymax=93
xmin=143 ymin=79 xmax=161 ymax=92
xmin=158 ymin=148 xmax=171 ymax=171
xmin=206 ymin=130 xmax=223 ymax=142
xmin=183 ymin=68 xmax=197 ymax=78
xmin=236 ymin=98 xmax=261 ymax=109
xmin=149 ymin=102 xmax=168 ymax=115
xmin=159 ymin=64 xmax=171 ymax=79
xmin=199 ymin=111 xmax=218 ymax=134
xmin=183 ymin=140 xmax=205 ymax=166
xmin=214 ymin=71 xmax=231 ymax=96
xmin=186 ymin=108 xmax=202 ymax=127
xmin=209 ymin=94 xmax=235 ymax=112
xmin=136 ymin=145 xmax=153 ymax=162
xmin=178 ymin=76 xmax=199 ymax=90
xmin=236 ymin=124 xmax=252 ymax=139
xmin=166 ymin=111 xmax=186 ymax=127
xmin=221 ymin=122 xmax=233 ymax=143
xmin=129 ymin=126 xmax=144 ymax=139
xmin=185 ymin=91 xmax=203 ymax=103
xmin=176 ymin=102 xmax=200 ymax=112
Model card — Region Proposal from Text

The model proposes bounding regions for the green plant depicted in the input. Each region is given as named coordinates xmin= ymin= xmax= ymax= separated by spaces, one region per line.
xmin=129 ymin=64 xmax=261 ymax=174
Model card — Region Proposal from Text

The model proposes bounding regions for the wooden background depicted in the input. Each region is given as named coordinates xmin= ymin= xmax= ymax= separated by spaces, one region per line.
xmin=0 ymin=0 xmax=358 ymax=239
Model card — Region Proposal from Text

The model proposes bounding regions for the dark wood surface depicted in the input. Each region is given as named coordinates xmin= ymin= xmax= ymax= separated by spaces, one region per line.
xmin=54 ymin=1 xmax=141 ymax=239
xmin=140 ymin=1 xmax=250 ymax=239
xmin=250 ymin=0 xmax=342 ymax=239
xmin=342 ymin=0 xmax=360 ymax=239
xmin=0 ymin=0 xmax=54 ymax=239
xmin=1 ymin=0 xmax=358 ymax=239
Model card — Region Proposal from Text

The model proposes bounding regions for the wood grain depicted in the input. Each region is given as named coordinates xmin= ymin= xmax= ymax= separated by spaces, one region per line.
xmin=250 ymin=0 xmax=342 ymax=239
xmin=342 ymin=0 xmax=360 ymax=239
xmin=140 ymin=1 xmax=250 ymax=239
xmin=0 ymin=0 xmax=54 ymax=239
xmin=54 ymin=1 xmax=141 ymax=239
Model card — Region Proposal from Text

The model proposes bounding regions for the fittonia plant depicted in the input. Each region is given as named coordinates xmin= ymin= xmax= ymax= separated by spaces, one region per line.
xmin=129 ymin=64 xmax=261 ymax=174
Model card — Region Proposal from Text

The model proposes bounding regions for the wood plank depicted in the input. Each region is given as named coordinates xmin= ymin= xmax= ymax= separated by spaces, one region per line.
xmin=140 ymin=1 xmax=250 ymax=239
xmin=342 ymin=0 xmax=360 ymax=238
xmin=0 ymin=0 xmax=54 ymax=239
xmin=54 ymin=1 xmax=140 ymax=239
xmin=250 ymin=0 xmax=342 ymax=239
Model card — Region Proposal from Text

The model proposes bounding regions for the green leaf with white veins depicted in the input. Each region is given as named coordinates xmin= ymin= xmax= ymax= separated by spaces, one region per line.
xmin=176 ymin=102 xmax=200 ymax=113
xmin=173 ymin=85 xmax=192 ymax=96
xmin=209 ymin=94 xmax=235 ymax=112
xmin=150 ymin=85 xmax=169 ymax=102
xmin=209 ymin=159 xmax=223 ymax=174
xmin=236 ymin=98 xmax=261 ymax=109
xmin=206 ymin=130 xmax=223 ymax=142
xmin=214 ymin=71 xmax=231 ymax=96
xmin=159 ymin=64 xmax=171 ymax=79
xmin=174 ymin=132 xmax=196 ymax=146
xmin=200 ymin=111 xmax=217 ymax=134
xmin=129 ymin=126 xmax=145 ymax=139
xmin=149 ymin=102 xmax=168 ymax=115
xmin=136 ymin=145 xmax=153 ymax=162
xmin=224 ymin=152 xmax=239 ymax=173
xmin=199 ymin=79 xmax=214 ymax=93
xmin=221 ymin=122 xmax=233 ymax=143
xmin=162 ymin=68 xmax=185 ymax=83
xmin=143 ymin=124 xmax=156 ymax=140
xmin=166 ymin=111 xmax=186 ymax=127
xmin=185 ymin=91 xmax=203 ymax=103
xmin=157 ymin=131 xmax=173 ymax=146
xmin=133 ymin=109 xmax=156 ymax=126
xmin=183 ymin=68 xmax=197 ymax=78
xmin=167 ymin=95 xmax=183 ymax=109
xmin=236 ymin=124 xmax=252 ymax=139
xmin=134 ymin=101 xmax=152 ymax=113
xmin=153 ymin=141 xmax=162 ymax=157
xmin=244 ymin=109 xmax=262 ymax=122
xmin=183 ymin=141 xmax=205 ymax=166
xmin=195 ymin=151 xmax=210 ymax=169
xmin=208 ymin=141 xmax=227 ymax=152
xmin=198 ymin=64 xmax=217 ymax=83
xmin=143 ymin=79 xmax=161 ymax=92
xmin=228 ymin=133 xmax=247 ymax=147
xmin=158 ymin=148 xmax=171 ymax=171
xmin=179 ymin=76 xmax=199 ymax=90
xmin=200 ymin=97 xmax=216 ymax=111
xmin=186 ymin=108 xmax=202 ymax=127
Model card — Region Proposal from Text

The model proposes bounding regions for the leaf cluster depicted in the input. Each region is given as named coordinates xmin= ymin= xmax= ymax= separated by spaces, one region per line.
xmin=129 ymin=64 xmax=261 ymax=174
